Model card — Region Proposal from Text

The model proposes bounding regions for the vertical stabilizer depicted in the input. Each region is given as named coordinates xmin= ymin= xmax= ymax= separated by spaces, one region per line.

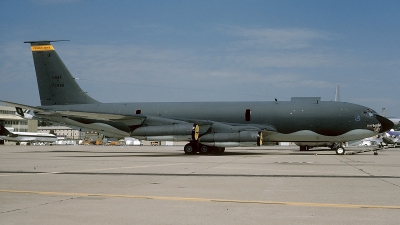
xmin=25 ymin=40 xmax=99 ymax=105
xmin=0 ymin=124 xmax=12 ymax=136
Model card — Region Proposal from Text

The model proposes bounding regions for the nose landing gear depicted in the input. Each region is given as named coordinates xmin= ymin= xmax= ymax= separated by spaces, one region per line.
xmin=335 ymin=147 xmax=345 ymax=155
xmin=331 ymin=142 xmax=345 ymax=155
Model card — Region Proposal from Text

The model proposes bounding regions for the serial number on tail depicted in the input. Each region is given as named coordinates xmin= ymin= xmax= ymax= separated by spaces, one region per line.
xmin=52 ymin=83 xmax=64 ymax=88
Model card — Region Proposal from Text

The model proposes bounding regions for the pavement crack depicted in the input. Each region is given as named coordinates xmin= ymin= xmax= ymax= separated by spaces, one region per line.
xmin=0 ymin=208 xmax=23 ymax=214
xmin=189 ymin=157 xmax=246 ymax=175
xmin=334 ymin=155 xmax=400 ymax=189
xmin=0 ymin=196 xmax=77 ymax=215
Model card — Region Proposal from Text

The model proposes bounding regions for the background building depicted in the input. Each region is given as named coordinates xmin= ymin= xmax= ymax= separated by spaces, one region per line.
xmin=0 ymin=105 xmax=37 ymax=132
xmin=38 ymin=126 xmax=85 ymax=140
xmin=1 ymin=105 xmax=84 ymax=141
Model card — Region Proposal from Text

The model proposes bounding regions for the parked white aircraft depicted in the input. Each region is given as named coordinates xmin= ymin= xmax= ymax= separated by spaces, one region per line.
xmin=0 ymin=124 xmax=57 ymax=145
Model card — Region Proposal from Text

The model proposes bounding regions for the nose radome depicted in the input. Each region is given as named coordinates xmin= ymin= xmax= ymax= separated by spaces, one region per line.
xmin=375 ymin=115 xmax=394 ymax=132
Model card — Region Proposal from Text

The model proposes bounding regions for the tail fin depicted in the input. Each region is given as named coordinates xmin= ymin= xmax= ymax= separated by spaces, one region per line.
xmin=24 ymin=40 xmax=99 ymax=105
xmin=0 ymin=124 xmax=12 ymax=136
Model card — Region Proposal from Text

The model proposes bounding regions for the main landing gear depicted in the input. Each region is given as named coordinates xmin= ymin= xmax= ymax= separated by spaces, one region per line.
xmin=184 ymin=141 xmax=225 ymax=155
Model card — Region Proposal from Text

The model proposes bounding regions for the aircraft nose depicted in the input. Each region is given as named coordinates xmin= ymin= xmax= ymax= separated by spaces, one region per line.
xmin=375 ymin=115 xmax=394 ymax=132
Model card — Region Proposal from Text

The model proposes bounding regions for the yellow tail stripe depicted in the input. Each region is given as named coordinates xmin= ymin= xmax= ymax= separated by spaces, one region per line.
xmin=31 ymin=45 xmax=54 ymax=51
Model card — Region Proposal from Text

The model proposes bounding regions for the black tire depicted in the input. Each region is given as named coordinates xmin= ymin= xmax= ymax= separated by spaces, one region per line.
xmin=184 ymin=144 xmax=195 ymax=154
xmin=335 ymin=147 xmax=345 ymax=155
xmin=199 ymin=145 xmax=210 ymax=154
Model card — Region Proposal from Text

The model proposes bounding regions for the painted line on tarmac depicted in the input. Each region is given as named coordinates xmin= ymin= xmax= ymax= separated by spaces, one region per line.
xmin=40 ymin=173 xmax=400 ymax=178
xmin=55 ymin=162 xmax=193 ymax=173
xmin=1 ymin=171 xmax=400 ymax=178
xmin=1 ymin=189 xmax=399 ymax=210
xmin=0 ymin=163 xmax=192 ymax=177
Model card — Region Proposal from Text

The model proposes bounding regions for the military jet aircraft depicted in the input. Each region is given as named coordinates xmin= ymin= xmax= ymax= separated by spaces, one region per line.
xmin=0 ymin=40 xmax=394 ymax=154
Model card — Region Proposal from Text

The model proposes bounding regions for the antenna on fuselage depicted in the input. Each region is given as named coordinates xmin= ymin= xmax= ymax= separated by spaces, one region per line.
xmin=334 ymin=84 xmax=340 ymax=102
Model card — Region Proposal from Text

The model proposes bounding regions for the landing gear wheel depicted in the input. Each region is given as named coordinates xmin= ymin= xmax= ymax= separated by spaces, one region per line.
xmin=184 ymin=144 xmax=196 ymax=154
xmin=335 ymin=147 xmax=345 ymax=155
xmin=199 ymin=145 xmax=210 ymax=154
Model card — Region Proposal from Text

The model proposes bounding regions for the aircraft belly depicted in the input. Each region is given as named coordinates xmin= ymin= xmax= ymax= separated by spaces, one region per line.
xmin=264 ymin=129 xmax=377 ymax=142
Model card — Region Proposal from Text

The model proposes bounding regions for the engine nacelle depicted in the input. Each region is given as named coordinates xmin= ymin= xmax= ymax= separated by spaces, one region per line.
xmin=131 ymin=124 xmax=199 ymax=141
xmin=199 ymin=131 xmax=262 ymax=147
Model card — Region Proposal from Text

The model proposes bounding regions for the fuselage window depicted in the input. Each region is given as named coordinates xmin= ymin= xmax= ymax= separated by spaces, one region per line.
xmin=363 ymin=108 xmax=376 ymax=117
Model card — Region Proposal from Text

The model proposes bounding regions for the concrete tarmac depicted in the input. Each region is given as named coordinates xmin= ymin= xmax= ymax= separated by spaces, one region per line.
xmin=1 ymin=145 xmax=400 ymax=224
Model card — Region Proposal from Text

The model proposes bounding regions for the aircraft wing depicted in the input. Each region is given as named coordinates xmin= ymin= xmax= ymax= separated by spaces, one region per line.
xmin=1 ymin=100 xmax=146 ymax=122
xmin=0 ymin=100 xmax=46 ymax=112
xmin=36 ymin=110 xmax=147 ymax=121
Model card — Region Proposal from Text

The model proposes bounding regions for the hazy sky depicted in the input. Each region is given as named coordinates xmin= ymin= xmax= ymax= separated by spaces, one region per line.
xmin=1 ymin=0 xmax=399 ymax=116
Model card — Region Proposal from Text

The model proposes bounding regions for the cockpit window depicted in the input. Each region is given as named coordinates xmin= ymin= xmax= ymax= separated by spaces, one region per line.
xmin=363 ymin=108 xmax=377 ymax=117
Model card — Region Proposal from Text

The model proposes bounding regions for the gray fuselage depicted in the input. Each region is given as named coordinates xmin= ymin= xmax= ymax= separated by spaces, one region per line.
xmin=38 ymin=100 xmax=389 ymax=143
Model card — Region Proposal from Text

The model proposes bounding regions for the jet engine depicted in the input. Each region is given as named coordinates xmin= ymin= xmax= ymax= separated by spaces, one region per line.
xmin=131 ymin=124 xmax=199 ymax=141
xmin=199 ymin=130 xmax=262 ymax=147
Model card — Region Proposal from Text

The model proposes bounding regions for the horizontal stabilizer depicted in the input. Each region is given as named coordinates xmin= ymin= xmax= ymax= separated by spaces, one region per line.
xmin=24 ymin=40 xmax=70 ymax=44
